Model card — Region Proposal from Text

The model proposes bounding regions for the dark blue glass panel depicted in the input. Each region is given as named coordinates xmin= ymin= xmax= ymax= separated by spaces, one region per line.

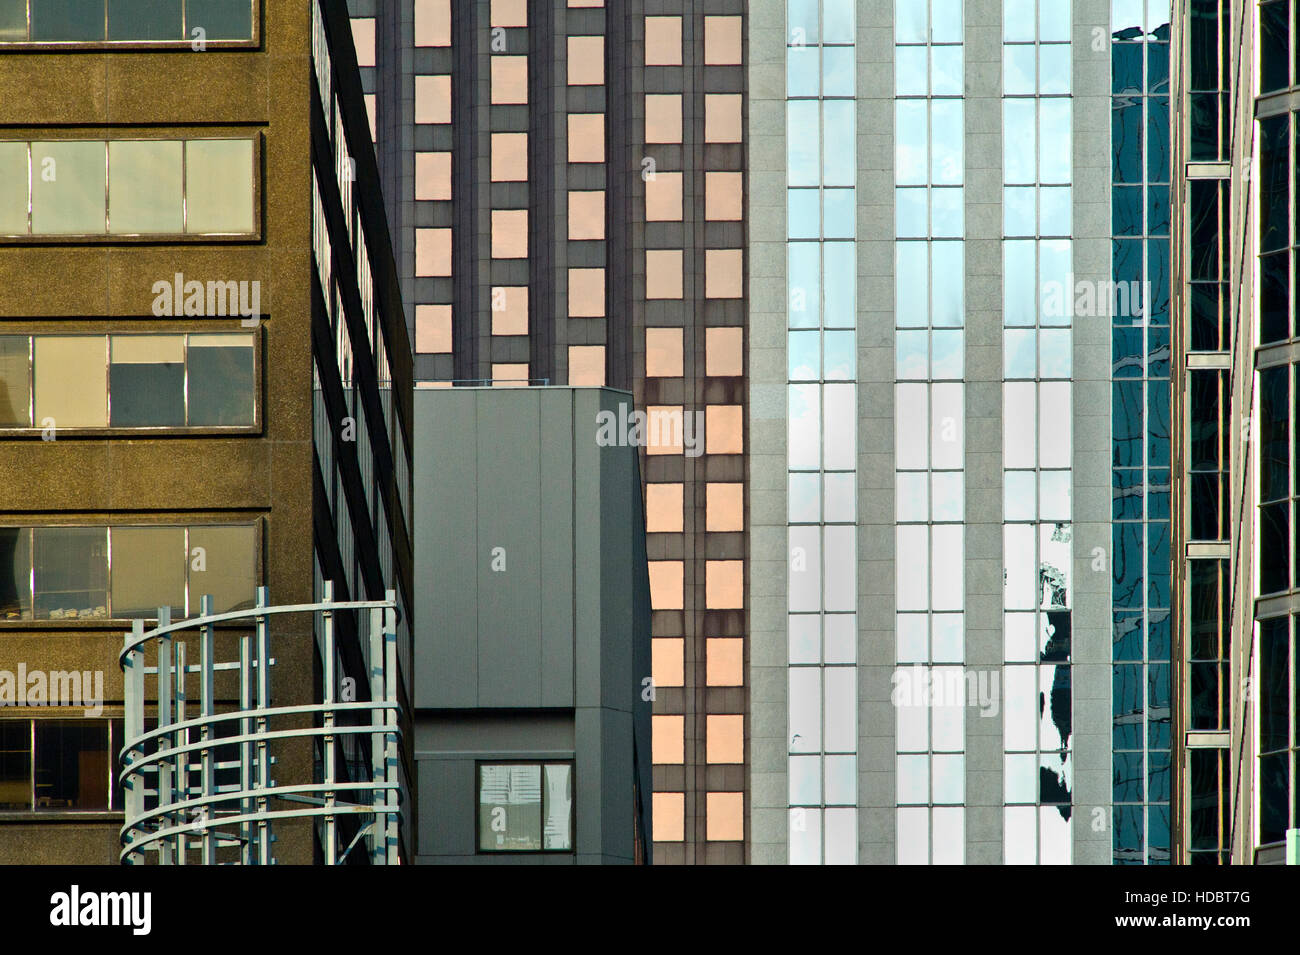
xmin=1148 ymin=717 xmax=1170 ymax=750
xmin=1147 ymin=42 xmax=1170 ymax=94
xmin=1259 ymin=250 xmax=1290 ymax=344
xmin=1147 ymin=522 xmax=1170 ymax=607
xmin=1113 ymin=522 xmax=1143 ymax=608
xmin=1112 ymin=101 xmax=1143 ymax=184
xmin=1112 ymin=326 xmax=1143 ymax=378
xmin=1147 ymin=805 xmax=1170 ymax=859
xmin=1113 ymin=664 xmax=1144 ymax=749
xmin=1148 ymin=751 xmax=1170 ymax=802
xmin=1147 ymin=325 xmax=1170 ymax=378
xmin=1113 ymin=185 xmax=1143 ymax=237
xmin=1147 ymin=185 xmax=1170 ymax=236
xmin=1147 ymin=382 xmax=1170 ymax=466
xmin=1147 ymin=96 xmax=1170 ymax=182
xmin=1259 ymin=752 xmax=1290 ymax=844
xmin=1259 ymin=115 xmax=1290 ymax=254
xmin=1113 ymin=379 xmax=1143 ymax=467
xmin=1113 ymin=610 xmax=1144 ymax=661
xmin=1113 ymin=468 xmax=1143 ymax=520
xmin=1148 ymin=238 xmax=1170 ymax=324
xmin=1113 ymin=752 xmax=1143 ymax=801
xmin=1111 ymin=42 xmax=1142 ymax=94
xmin=1148 ymin=609 xmax=1171 ymax=661
xmin=1149 ymin=662 xmax=1170 ymax=709
xmin=1260 ymin=0 xmax=1289 ymax=95
xmin=1113 ymin=804 xmax=1144 ymax=860
xmin=1148 ymin=468 xmax=1171 ymax=519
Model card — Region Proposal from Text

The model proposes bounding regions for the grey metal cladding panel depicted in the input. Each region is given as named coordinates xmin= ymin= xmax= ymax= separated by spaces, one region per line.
xmin=571 ymin=391 xmax=609 ymax=710
xmin=476 ymin=389 xmax=545 ymax=708
xmin=416 ymin=754 xmax=475 ymax=859
xmin=597 ymin=391 xmax=637 ymax=715
xmin=416 ymin=391 xmax=478 ymax=709
xmin=539 ymin=390 xmax=577 ymax=708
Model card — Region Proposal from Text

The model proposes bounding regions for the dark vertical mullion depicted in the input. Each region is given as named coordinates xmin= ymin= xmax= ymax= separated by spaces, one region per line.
xmin=453 ymin=0 xmax=480 ymax=381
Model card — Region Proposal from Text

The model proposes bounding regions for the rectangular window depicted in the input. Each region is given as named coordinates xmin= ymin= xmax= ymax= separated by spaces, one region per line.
xmin=0 ymin=719 xmax=123 ymax=812
xmin=0 ymin=138 xmax=257 ymax=237
xmin=477 ymin=762 xmax=574 ymax=852
xmin=2 ymin=0 xmax=254 ymax=43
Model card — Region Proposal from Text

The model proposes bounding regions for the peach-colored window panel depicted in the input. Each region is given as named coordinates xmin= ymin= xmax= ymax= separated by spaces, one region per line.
xmin=706 ymin=327 xmax=744 ymax=376
xmin=490 ymin=286 xmax=528 ymax=336
xmin=654 ymin=639 xmax=685 ymax=689
xmin=645 ymin=250 xmax=684 ymax=299
xmin=706 ymin=715 xmax=744 ymax=764
xmin=414 ymin=0 xmax=450 ymax=47
xmin=706 ymin=559 xmax=743 ymax=609
xmin=567 ymin=268 xmax=605 ymax=317
xmin=568 ymin=190 xmax=605 ymax=240
xmin=568 ymin=345 xmax=605 ymax=386
xmin=705 ymin=249 xmax=743 ymax=298
xmin=491 ymin=209 xmax=528 ymax=259
xmin=415 ymin=152 xmax=452 ymax=201
xmin=415 ymin=227 xmax=452 ymax=276
xmin=415 ymin=305 xmax=452 ymax=354
xmin=706 ymin=404 xmax=744 ymax=454
xmin=567 ymin=36 xmax=604 ymax=85
xmin=491 ymin=132 xmax=528 ymax=182
xmin=706 ymin=792 xmax=744 ymax=841
xmin=652 ymin=792 xmax=685 ymax=841
xmin=491 ymin=0 xmax=527 ymax=27
xmin=706 ymin=483 xmax=744 ymax=532
xmin=645 ymin=483 xmax=684 ymax=533
xmin=645 ymin=16 xmax=682 ymax=65
xmin=705 ymin=15 xmax=743 ymax=65
xmin=645 ymin=94 xmax=683 ymax=144
xmin=645 ymin=171 xmax=683 ymax=222
xmin=706 ymin=637 xmax=744 ymax=686
xmin=416 ymin=380 xmax=454 ymax=389
xmin=364 ymin=94 xmax=377 ymax=141
xmin=706 ymin=171 xmax=743 ymax=221
xmin=645 ymin=327 xmax=683 ymax=378
xmin=491 ymin=55 xmax=528 ymax=104
xmin=651 ymin=714 xmax=684 ymax=764
xmin=705 ymin=93 xmax=743 ymax=142
xmin=567 ymin=113 xmax=605 ymax=163
xmin=648 ymin=559 xmax=684 ymax=610
xmin=645 ymin=405 xmax=684 ymax=456
xmin=415 ymin=74 xmax=451 ymax=124
xmin=351 ymin=18 xmax=376 ymax=67
xmin=492 ymin=363 xmax=530 ymax=387
xmin=568 ymin=0 xmax=603 ymax=6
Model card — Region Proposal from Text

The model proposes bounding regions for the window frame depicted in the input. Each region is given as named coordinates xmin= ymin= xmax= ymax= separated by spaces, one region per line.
xmin=0 ymin=716 xmax=124 ymax=815
xmin=0 ymin=0 xmax=260 ymax=50
xmin=474 ymin=759 xmax=576 ymax=855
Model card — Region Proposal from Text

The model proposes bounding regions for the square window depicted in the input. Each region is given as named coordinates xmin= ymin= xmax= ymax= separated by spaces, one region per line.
xmin=706 ymin=792 xmax=744 ymax=841
xmin=111 ymin=526 xmax=184 ymax=618
xmin=646 ymin=327 xmax=683 ymax=377
xmin=646 ymin=172 xmax=683 ymax=221
xmin=416 ymin=227 xmax=452 ymax=275
xmin=187 ymin=336 xmax=254 ymax=426
xmin=706 ymin=483 xmax=744 ymax=532
xmin=568 ymin=190 xmax=605 ymax=240
xmin=568 ymin=113 xmax=605 ymax=163
xmin=706 ymin=559 xmax=743 ymax=608
xmin=415 ymin=152 xmax=451 ymax=201
xmin=707 ymin=715 xmax=744 ymax=763
xmin=645 ymin=94 xmax=683 ymax=143
xmin=109 ymin=335 xmax=184 ymax=427
xmin=491 ymin=209 xmax=528 ymax=258
xmin=646 ymin=250 xmax=684 ymax=299
xmin=415 ymin=74 xmax=451 ymax=123
xmin=568 ymin=35 xmax=604 ymax=85
xmin=351 ymin=18 xmax=375 ymax=67
xmin=706 ymin=327 xmax=743 ymax=376
xmin=653 ymin=792 xmax=685 ymax=842
xmin=416 ymin=305 xmax=453 ymax=353
xmin=184 ymin=139 xmax=255 ymax=235
xmin=490 ymin=0 xmax=526 ymax=27
xmin=34 ymin=336 xmax=107 ymax=427
xmin=568 ymin=345 xmax=605 ymax=386
xmin=478 ymin=763 xmax=572 ymax=851
xmin=646 ymin=483 xmax=684 ymax=533
xmin=414 ymin=0 xmax=451 ymax=46
xmin=706 ymin=404 xmax=743 ymax=454
xmin=34 ymin=527 xmax=107 ymax=620
xmin=652 ymin=714 xmax=685 ymax=763
xmin=491 ymin=132 xmax=528 ymax=182
xmin=705 ymin=94 xmax=742 ymax=142
xmin=491 ymin=286 xmax=528 ymax=336
xmin=646 ymin=405 xmax=684 ymax=455
xmin=568 ymin=268 xmax=605 ymax=317
xmin=186 ymin=524 xmax=256 ymax=613
xmin=648 ymin=559 xmax=683 ymax=609
xmin=706 ymin=638 xmax=744 ymax=686
xmin=645 ymin=16 xmax=682 ymax=65
xmin=653 ymin=637 xmax=684 ymax=687
xmin=109 ymin=141 xmax=183 ymax=235
xmin=704 ymin=15 xmax=742 ymax=65
xmin=32 ymin=141 xmax=105 ymax=234
xmin=705 ymin=249 xmax=743 ymax=298
xmin=492 ymin=363 xmax=529 ymax=386
xmin=491 ymin=56 xmax=528 ymax=104
xmin=706 ymin=171 xmax=743 ymax=221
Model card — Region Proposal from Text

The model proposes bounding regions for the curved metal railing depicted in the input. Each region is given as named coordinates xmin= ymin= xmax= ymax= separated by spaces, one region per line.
xmin=118 ymin=586 xmax=402 ymax=865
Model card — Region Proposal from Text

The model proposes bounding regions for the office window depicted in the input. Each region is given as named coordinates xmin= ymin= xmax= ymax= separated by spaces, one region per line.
xmin=186 ymin=334 xmax=254 ymax=426
xmin=646 ymin=172 xmax=683 ymax=221
xmin=706 ymin=792 xmax=744 ymax=841
xmin=415 ymin=152 xmax=451 ymax=200
xmin=109 ymin=335 xmax=184 ymax=427
xmin=491 ymin=287 xmax=528 ymax=336
xmin=653 ymin=792 xmax=685 ymax=841
xmin=646 ymin=483 xmax=684 ymax=533
xmin=646 ymin=249 xmax=684 ymax=298
xmin=568 ymin=0 xmax=602 ymax=6
xmin=706 ymin=327 xmax=743 ymax=376
xmin=567 ymin=268 xmax=604 ymax=317
xmin=416 ymin=305 xmax=453 ymax=353
xmin=109 ymin=140 xmax=183 ymax=234
xmin=568 ymin=190 xmax=604 ymax=240
xmin=350 ymin=17 xmax=375 ymax=66
xmin=491 ymin=56 xmax=528 ymax=104
xmin=653 ymin=637 xmax=685 ymax=687
xmin=568 ymin=35 xmax=603 ymax=85
xmin=707 ymin=637 xmax=744 ymax=686
xmin=705 ymin=15 xmax=743 ymax=65
xmin=568 ymin=345 xmax=604 ymax=386
xmin=33 ymin=526 xmax=107 ymax=620
xmin=183 ymin=139 xmax=255 ymax=234
xmin=478 ymin=762 xmax=573 ymax=852
xmin=645 ymin=94 xmax=683 ymax=143
xmin=415 ymin=74 xmax=452 ymax=123
xmin=706 ymin=250 xmax=743 ymax=298
xmin=706 ymin=559 xmax=744 ymax=608
xmin=111 ymin=526 xmax=185 ymax=617
xmin=416 ymin=227 xmax=452 ymax=275
xmin=646 ymin=406 xmax=685 ymax=455
xmin=568 ymin=113 xmax=605 ymax=163
xmin=414 ymin=0 xmax=450 ymax=47
xmin=33 ymin=336 xmax=107 ymax=428
xmin=648 ymin=559 xmax=684 ymax=608
xmin=707 ymin=483 xmax=744 ymax=532
xmin=646 ymin=327 xmax=684 ymax=377
xmin=492 ymin=363 xmax=529 ymax=387
xmin=186 ymin=524 xmax=256 ymax=613
xmin=707 ymin=715 xmax=744 ymax=763
xmin=0 ymin=0 xmax=255 ymax=43
xmin=706 ymin=172 xmax=743 ymax=221
xmin=645 ymin=16 xmax=682 ymax=66
xmin=491 ymin=132 xmax=528 ymax=182
xmin=490 ymin=0 xmax=526 ymax=28
xmin=652 ymin=715 xmax=685 ymax=763
xmin=705 ymin=94 xmax=743 ymax=142
xmin=492 ymin=210 xmax=528 ymax=258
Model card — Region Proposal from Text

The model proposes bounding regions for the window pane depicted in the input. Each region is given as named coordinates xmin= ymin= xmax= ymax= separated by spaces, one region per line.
xmin=108 ymin=0 xmax=182 ymax=40
xmin=0 ymin=142 xmax=27 ymax=233
xmin=0 ymin=335 xmax=29 ymax=426
xmin=34 ymin=721 xmax=108 ymax=810
xmin=187 ymin=524 xmax=256 ymax=614
xmin=32 ymin=142 xmax=106 ymax=234
xmin=109 ymin=140 xmax=183 ymax=233
xmin=187 ymin=334 xmax=254 ymax=425
xmin=543 ymin=764 xmax=572 ymax=850
xmin=31 ymin=0 xmax=104 ymax=41
xmin=111 ymin=526 xmax=185 ymax=618
xmin=0 ymin=527 xmax=30 ymax=620
xmin=34 ymin=526 xmax=108 ymax=620
xmin=0 ymin=720 xmax=31 ymax=809
xmin=34 ymin=336 xmax=108 ymax=428
xmin=186 ymin=0 xmax=253 ymax=40
xmin=479 ymin=764 xmax=543 ymax=851
xmin=185 ymin=139 xmax=254 ymax=234
xmin=110 ymin=335 xmax=184 ymax=426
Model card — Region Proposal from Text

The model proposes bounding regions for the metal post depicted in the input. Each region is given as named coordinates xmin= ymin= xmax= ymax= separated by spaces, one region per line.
xmin=322 ymin=581 xmax=337 ymax=864
xmin=174 ymin=640 xmax=186 ymax=865
xmin=255 ymin=586 xmax=271 ymax=864
xmin=157 ymin=605 xmax=173 ymax=866
xmin=199 ymin=594 xmax=215 ymax=864
xmin=369 ymin=602 xmax=384 ymax=865
xmin=239 ymin=629 xmax=253 ymax=865
xmin=384 ymin=591 xmax=398 ymax=864
xmin=122 ymin=620 xmax=145 ymax=865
